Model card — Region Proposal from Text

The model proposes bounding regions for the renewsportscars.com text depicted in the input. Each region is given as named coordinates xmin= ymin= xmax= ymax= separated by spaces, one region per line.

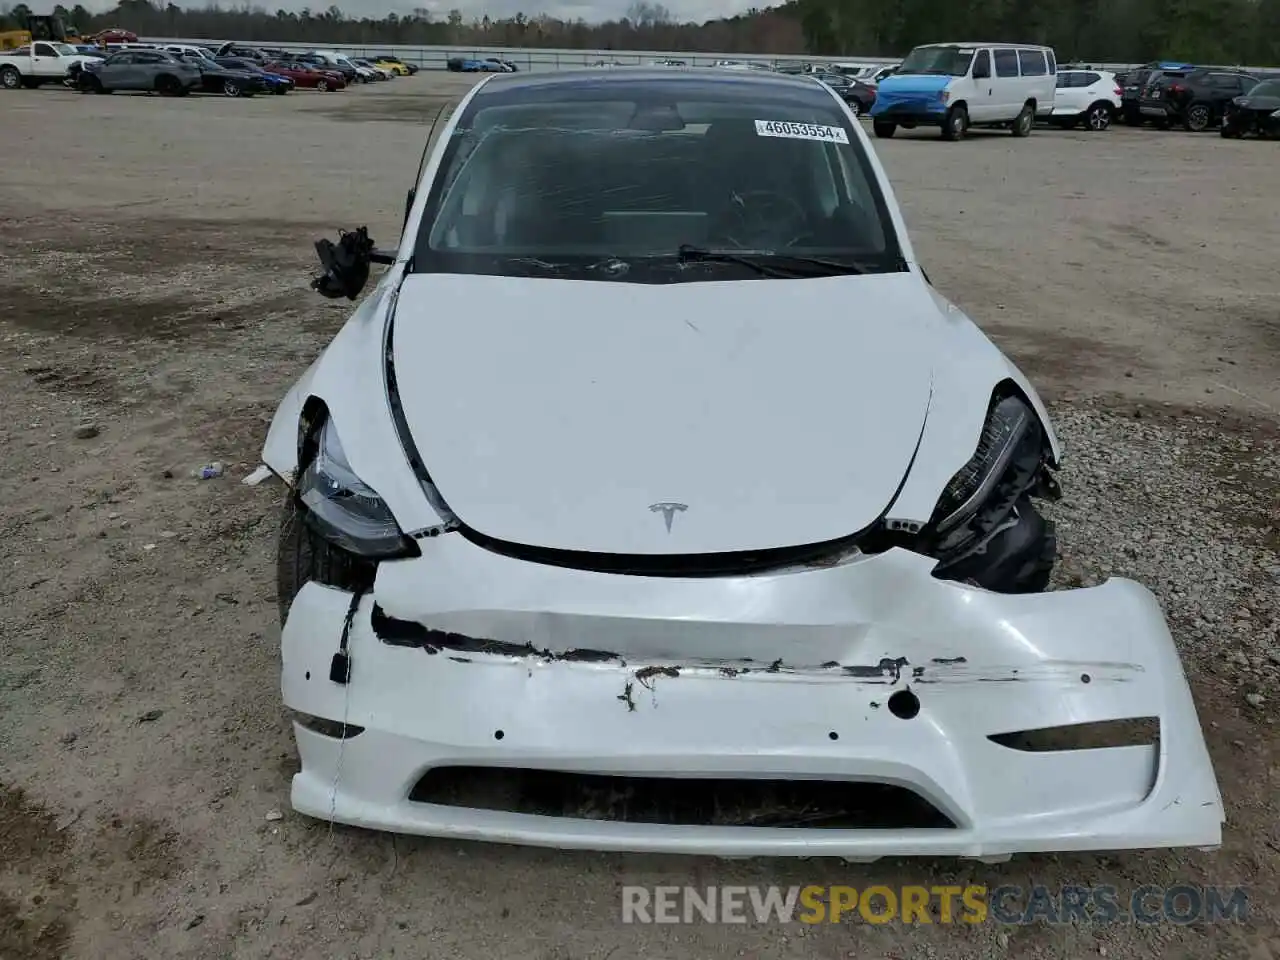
xmin=621 ymin=884 xmax=1249 ymax=925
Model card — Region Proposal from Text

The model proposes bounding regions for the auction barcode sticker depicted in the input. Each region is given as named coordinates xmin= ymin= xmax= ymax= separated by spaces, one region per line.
xmin=754 ymin=120 xmax=850 ymax=143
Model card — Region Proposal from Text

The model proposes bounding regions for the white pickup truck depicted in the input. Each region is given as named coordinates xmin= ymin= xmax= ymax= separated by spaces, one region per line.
xmin=0 ymin=40 xmax=102 ymax=89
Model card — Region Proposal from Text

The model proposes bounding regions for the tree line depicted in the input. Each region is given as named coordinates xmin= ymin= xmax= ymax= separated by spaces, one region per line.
xmin=2 ymin=0 xmax=1277 ymax=64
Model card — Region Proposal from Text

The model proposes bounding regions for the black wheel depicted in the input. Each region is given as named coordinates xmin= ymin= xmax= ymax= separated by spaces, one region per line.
xmin=872 ymin=120 xmax=896 ymax=139
xmin=846 ymin=99 xmax=861 ymax=118
xmin=1084 ymin=102 xmax=1111 ymax=131
xmin=942 ymin=104 xmax=968 ymax=141
xmin=276 ymin=496 xmax=375 ymax=626
xmin=1183 ymin=101 xmax=1211 ymax=132
xmin=1011 ymin=102 xmax=1034 ymax=137
xmin=0 ymin=65 xmax=20 ymax=90
xmin=222 ymin=79 xmax=240 ymax=97
xmin=316 ymin=78 xmax=328 ymax=92
xmin=155 ymin=74 xmax=181 ymax=96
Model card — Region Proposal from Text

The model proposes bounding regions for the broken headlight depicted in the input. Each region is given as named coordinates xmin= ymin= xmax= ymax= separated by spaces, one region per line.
xmin=298 ymin=418 xmax=417 ymax=559
xmin=930 ymin=394 xmax=1035 ymax=533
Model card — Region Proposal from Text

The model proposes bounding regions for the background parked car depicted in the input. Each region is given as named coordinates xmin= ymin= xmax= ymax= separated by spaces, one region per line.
xmin=1121 ymin=62 xmax=1195 ymax=125
xmin=0 ymin=40 xmax=101 ymax=89
xmin=372 ymin=56 xmax=412 ymax=75
xmin=78 ymin=48 xmax=201 ymax=95
xmin=214 ymin=55 xmax=294 ymax=93
xmin=265 ymin=59 xmax=346 ymax=91
xmin=814 ymin=71 xmax=877 ymax=117
xmin=1049 ymin=68 xmax=1122 ymax=130
xmin=293 ymin=51 xmax=356 ymax=83
xmin=178 ymin=53 xmax=265 ymax=96
xmin=446 ymin=56 xmax=514 ymax=72
xmin=1220 ymin=77 xmax=1280 ymax=137
xmin=214 ymin=42 xmax=267 ymax=62
xmin=1146 ymin=69 xmax=1260 ymax=131
xmin=351 ymin=57 xmax=392 ymax=80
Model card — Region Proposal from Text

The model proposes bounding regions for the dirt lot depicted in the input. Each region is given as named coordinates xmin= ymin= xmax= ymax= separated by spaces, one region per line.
xmin=0 ymin=74 xmax=1277 ymax=960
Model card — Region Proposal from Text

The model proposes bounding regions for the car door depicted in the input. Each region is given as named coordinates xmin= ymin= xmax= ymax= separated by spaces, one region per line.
xmin=31 ymin=41 xmax=60 ymax=77
xmin=1052 ymin=69 xmax=1078 ymax=115
xmin=968 ymin=48 xmax=996 ymax=121
xmin=1208 ymin=73 xmax=1245 ymax=116
xmin=1016 ymin=48 xmax=1051 ymax=115
xmin=991 ymin=48 xmax=1020 ymax=119
xmin=130 ymin=50 xmax=167 ymax=89
xmin=99 ymin=51 xmax=134 ymax=88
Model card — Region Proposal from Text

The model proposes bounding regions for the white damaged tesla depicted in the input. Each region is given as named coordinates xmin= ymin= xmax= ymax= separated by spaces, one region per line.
xmin=262 ymin=67 xmax=1222 ymax=858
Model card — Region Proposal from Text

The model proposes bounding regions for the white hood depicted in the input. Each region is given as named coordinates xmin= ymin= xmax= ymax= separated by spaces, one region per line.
xmin=390 ymin=272 xmax=945 ymax=555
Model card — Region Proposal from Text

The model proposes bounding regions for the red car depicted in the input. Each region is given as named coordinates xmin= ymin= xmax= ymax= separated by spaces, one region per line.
xmin=265 ymin=60 xmax=346 ymax=91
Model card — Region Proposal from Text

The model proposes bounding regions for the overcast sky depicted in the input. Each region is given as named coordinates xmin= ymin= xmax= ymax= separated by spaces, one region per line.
xmin=76 ymin=0 xmax=755 ymax=23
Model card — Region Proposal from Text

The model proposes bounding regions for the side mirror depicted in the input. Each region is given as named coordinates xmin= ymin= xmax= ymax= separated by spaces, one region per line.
xmin=310 ymin=226 xmax=394 ymax=301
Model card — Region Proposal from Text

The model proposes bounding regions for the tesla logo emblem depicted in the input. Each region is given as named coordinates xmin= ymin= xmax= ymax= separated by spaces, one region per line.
xmin=649 ymin=502 xmax=688 ymax=533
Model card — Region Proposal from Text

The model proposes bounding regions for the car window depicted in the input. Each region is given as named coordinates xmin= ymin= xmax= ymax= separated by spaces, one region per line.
xmin=1046 ymin=49 xmax=1056 ymax=74
xmin=1017 ymin=49 xmax=1047 ymax=76
xmin=993 ymin=49 xmax=1019 ymax=78
xmin=1083 ymin=71 xmax=1101 ymax=86
xmin=106 ymin=53 xmax=133 ymax=65
xmin=1055 ymin=71 xmax=1076 ymax=88
xmin=413 ymin=82 xmax=902 ymax=282
xmin=34 ymin=42 xmax=56 ymax=56
xmin=1241 ymin=77 xmax=1261 ymax=93
xmin=972 ymin=49 xmax=990 ymax=79
xmin=899 ymin=45 xmax=974 ymax=77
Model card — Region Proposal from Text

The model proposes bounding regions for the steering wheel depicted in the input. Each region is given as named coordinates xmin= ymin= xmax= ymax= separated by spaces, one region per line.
xmin=720 ymin=190 xmax=811 ymax=249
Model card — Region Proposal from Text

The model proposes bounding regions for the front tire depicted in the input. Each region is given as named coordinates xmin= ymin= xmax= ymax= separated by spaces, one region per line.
xmin=1011 ymin=102 xmax=1034 ymax=137
xmin=316 ymin=78 xmax=329 ymax=91
xmin=223 ymin=80 xmax=241 ymax=97
xmin=276 ymin=496 xmax=376 ymax=626
xmin=872 ymin=120 xmax=896 ymax=138
xmin=942 ymin=104 xmax=968 ymax=141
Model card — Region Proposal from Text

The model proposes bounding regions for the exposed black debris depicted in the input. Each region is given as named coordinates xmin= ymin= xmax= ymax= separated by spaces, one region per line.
xmin=372 ymin=605 xmax=619 ymax=663
xmin=841 ymin=656 xmax=909 ymax=682
xmin=618 ymin=681 xmax=636 ymax=712
xmin=449 ymin=656 xmax=472 ymax=664
xmin=635 ymin=665 xmax=680 ymax=685
xmin=719 ymin=666 xmax=748 ymax=677
xmin=932 ymin=656 xmax=967 ymax=665
xmin=912 ymin=666 xmax=926 ymax=678
xmin=766 ymin=658 xmax=784 ymax=673
xmin=820 ymin=660 xmax=839 ymax=668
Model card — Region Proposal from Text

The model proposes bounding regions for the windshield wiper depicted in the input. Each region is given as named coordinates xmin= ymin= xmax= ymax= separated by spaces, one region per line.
xmin=676 ymin=244 xmax=872 ymax=278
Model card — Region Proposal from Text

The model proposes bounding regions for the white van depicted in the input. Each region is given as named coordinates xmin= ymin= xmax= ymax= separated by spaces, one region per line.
xmin=868 ymin=42 xmax=1057 ymax=140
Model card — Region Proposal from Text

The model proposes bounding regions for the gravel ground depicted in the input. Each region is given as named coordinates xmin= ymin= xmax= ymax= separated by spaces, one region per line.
xmin=0 ymin=76 xmax=1277 ymax=960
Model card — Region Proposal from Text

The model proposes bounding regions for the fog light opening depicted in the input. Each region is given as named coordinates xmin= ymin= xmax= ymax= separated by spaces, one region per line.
xmin=888 ymin=689 xmax=921 ymax=720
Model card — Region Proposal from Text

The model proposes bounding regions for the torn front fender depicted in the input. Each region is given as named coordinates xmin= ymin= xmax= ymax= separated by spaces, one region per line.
xmin=259 ymin=269 xmax=448 ymax=535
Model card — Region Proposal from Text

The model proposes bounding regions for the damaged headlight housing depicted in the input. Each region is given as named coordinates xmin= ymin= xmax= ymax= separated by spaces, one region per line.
xmin=931 ymin=394 xmax=1035 ymax=533
xmin=298 ymin=418 xmax=417 ymax=559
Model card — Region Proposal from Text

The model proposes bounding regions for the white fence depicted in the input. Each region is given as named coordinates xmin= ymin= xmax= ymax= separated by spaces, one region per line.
xmin=138 ymin=39 xmax=1279 ymax=76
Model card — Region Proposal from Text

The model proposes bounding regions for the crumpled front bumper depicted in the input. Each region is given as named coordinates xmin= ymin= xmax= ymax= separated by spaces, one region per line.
xmin=280 ymin=540 xmax=1223 ymax=859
